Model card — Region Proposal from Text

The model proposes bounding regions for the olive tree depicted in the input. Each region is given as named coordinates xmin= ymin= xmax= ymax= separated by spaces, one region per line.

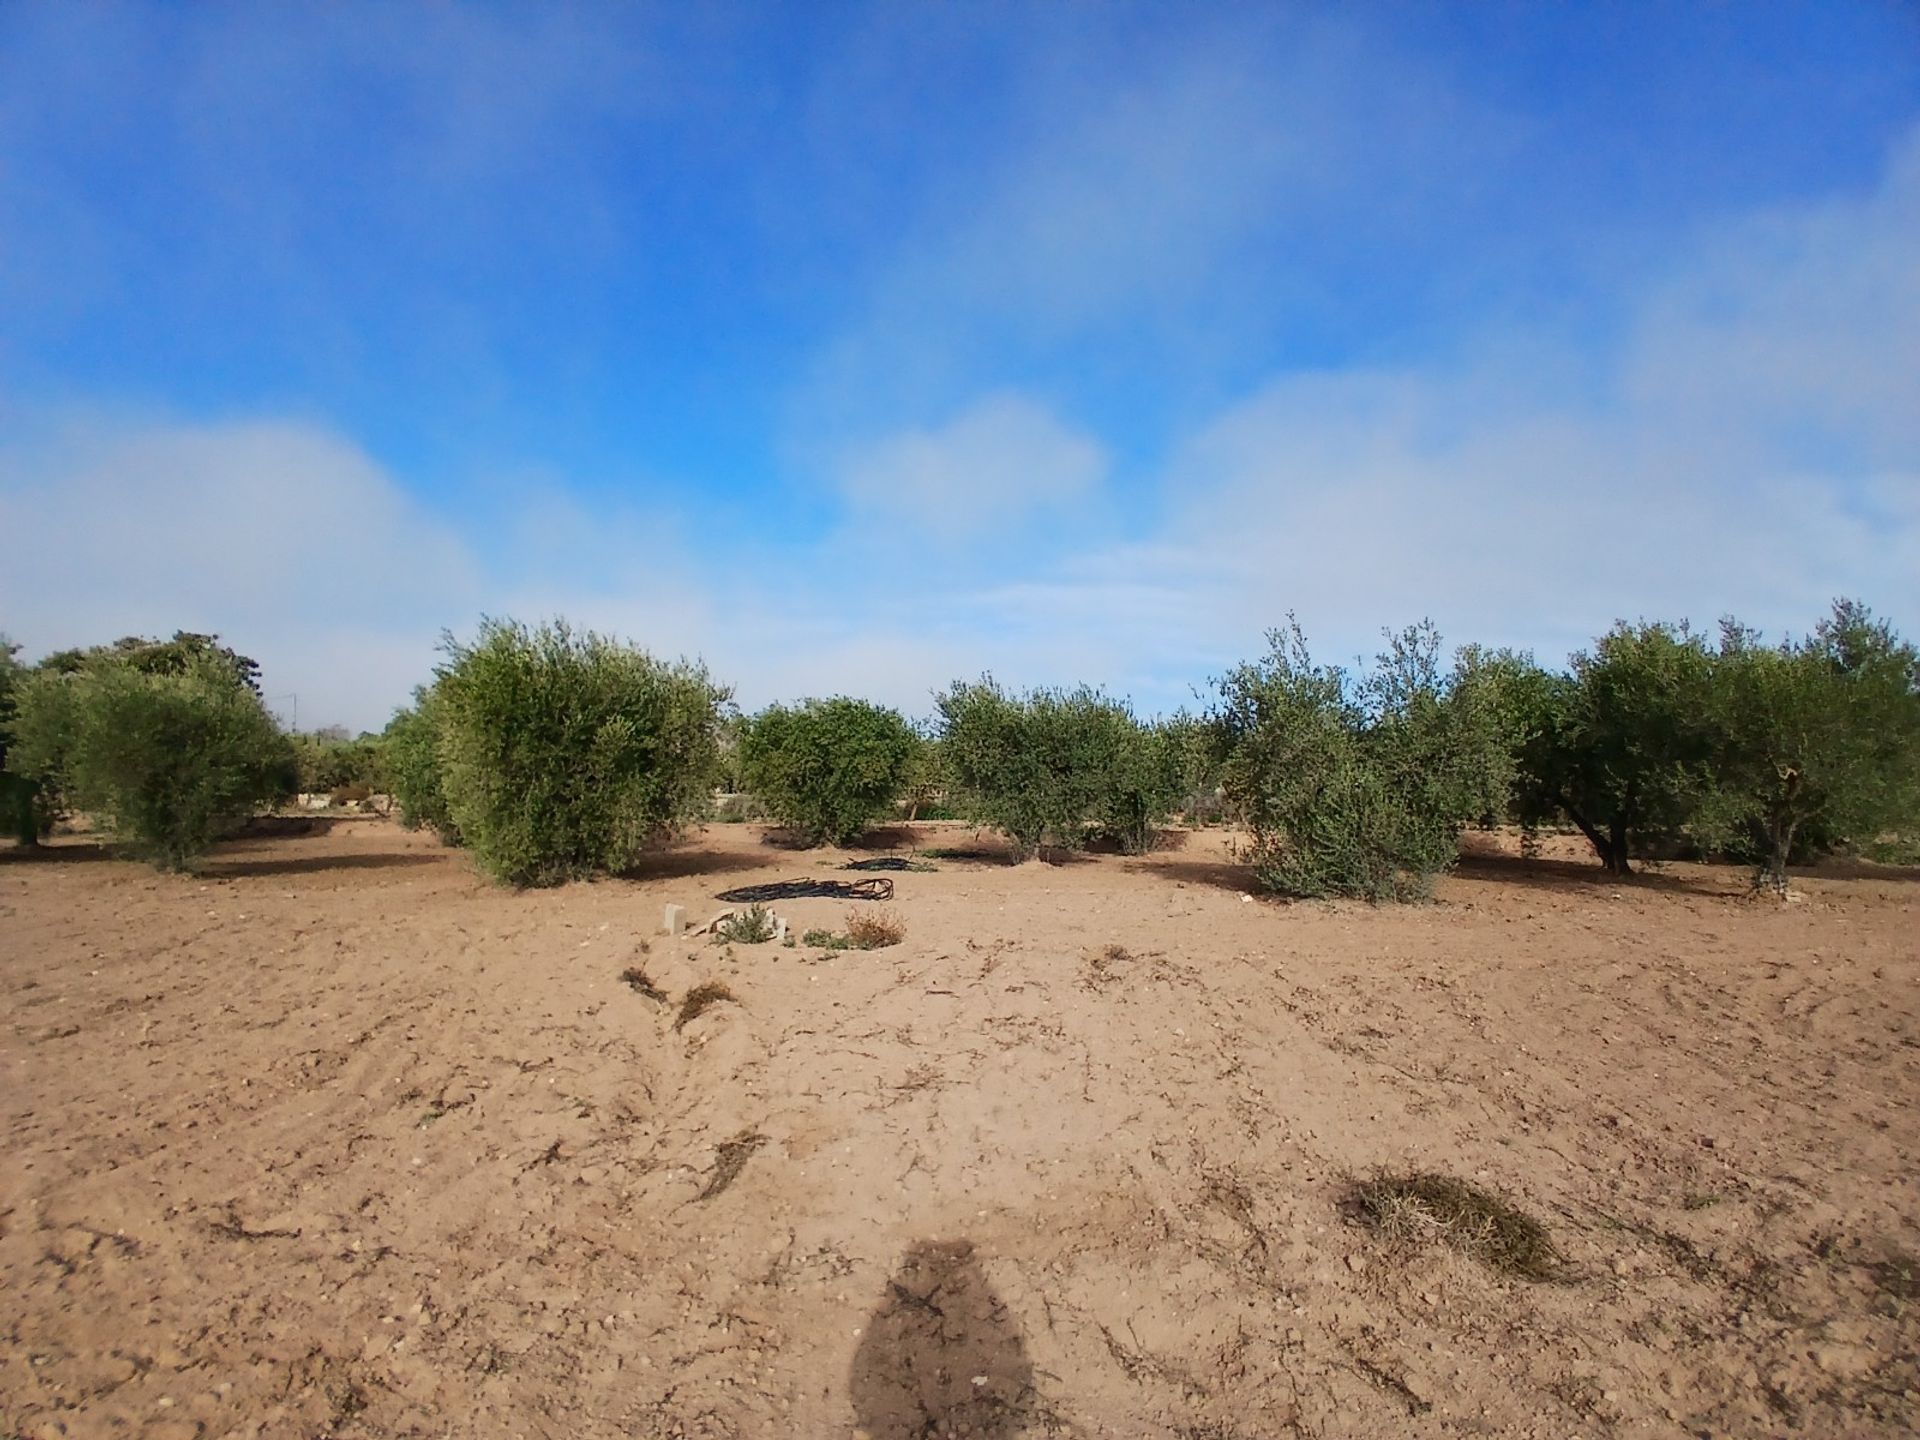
xmin=1706 ymin=602 xmax=1920 ymax=890
xmin=740 ymin=697 xmax=918 ymax=845
xmin=1218 ymin=620 xmax=1508 ymax=900
xmin=936 ymin=679 xmax=1154 ymax=860
xmin=7 ymin=651 xmax=288 ymax=870
xmin=433 ymin=618 xmax=727 ymax=886
xmin=1506 ymin=622 xmax=1718 ymax=874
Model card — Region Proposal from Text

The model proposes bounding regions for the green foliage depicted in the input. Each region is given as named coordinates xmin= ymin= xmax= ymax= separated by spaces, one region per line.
xmin=288 ymin=728 xmax=385 ymax=794
xmin=936 ymin=678 xmax=1160 ymax=859
xmin=0 ymin=638 xmax=53 ymax=844
xmin=1703 ymin=601 xmax=1920 ymax=890
xmin=39 ymin=630 xmax=263 ymax=695
xmin=898 ymin=731 xmax=952 ymax=820
xmin=1151 ymin=710 xmax=1229 ymax=828
xmin=433 ymin=618 xmax=727 ymax=886
xmin=739 ymin=697 xmax=917 ymax=845
xmin=7 ymin=653 xmax=288 ymax=869
xmin=1504 ymin=622 xmax=1718 ymax=874
xmin=1218 ymin=620 xmax=1509 ymax=901
xmin=382 ymin=689 xmax=459 ymax=841
xmin=1093 ymin=716 xmax=1188 ymax=854
xmin=713 ymin=903 xmax=776 ymax=944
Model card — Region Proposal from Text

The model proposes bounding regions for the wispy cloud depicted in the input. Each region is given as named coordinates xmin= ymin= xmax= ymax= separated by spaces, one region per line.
xmin=836 ymin=393 xmax=1107 ymax=543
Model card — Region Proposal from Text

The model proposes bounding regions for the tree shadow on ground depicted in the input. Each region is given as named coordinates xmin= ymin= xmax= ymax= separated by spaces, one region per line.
xmin=846 ymin=824 xmax=927 ymax=852
xmin=1450 ymin=852 xmax=1731 ymax=899
xmin=1804 ymin=857 xmax=1920 ymax=884
xmin=618 ymin=847 xmax=779 ymax=882
xmin=0 ymin=841 xmax=118 ymax=865
xmin=756 ymin=824 xmax=931 ymax=853
xmin=230 ymin=814 xmax=344 ymax=838
xmin=1125 ymin=853 xmax=1260 ymax=895
xmin=199 ymin=852 xmax=445 ymax=879
xmin=850 ymin=1239 xmax=1037 ymax=1440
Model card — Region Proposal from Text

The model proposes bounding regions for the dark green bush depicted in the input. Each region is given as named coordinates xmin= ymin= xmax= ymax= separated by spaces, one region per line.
xmin=739 ymin=697 xmax=916 ymax=845
xmin=936 ymin=679 xmax=1157 ymax=859
xmin=1218 ymin=620 xmax=1508 ymax=901
xmin=433 ymin=618 xmax=727 ymax=886
xmin=1502 ymin=621 xmax=1718 ymax=875
xmin=382 ymin=689 xmax=459 ymax=841
xmin=7 ymin=653 xmax=289 ymax=870
xmin=1702 ymin=602 xmax=1920 ymax=891
xmin=0 ymin=638 xmax=53 ymax=844
xmin=1093 ymin=717 xmax=1187 ymax=854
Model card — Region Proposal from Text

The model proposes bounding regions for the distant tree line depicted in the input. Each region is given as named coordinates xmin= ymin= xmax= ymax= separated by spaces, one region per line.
xmin=3 ymin=602 xmax=1915 ymax=893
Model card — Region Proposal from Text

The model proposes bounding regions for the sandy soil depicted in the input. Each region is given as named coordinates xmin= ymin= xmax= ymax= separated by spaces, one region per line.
xmin=2 ymin=818 xmax=1916 ymax=1439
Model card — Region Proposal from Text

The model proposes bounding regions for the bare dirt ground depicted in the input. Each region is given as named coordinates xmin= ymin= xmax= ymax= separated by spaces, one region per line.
xmin=2 ymin=818 xmax=1916 ymax=1440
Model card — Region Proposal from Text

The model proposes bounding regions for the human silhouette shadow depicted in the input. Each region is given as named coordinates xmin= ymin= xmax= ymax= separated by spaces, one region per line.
xmin=850 ymin=1239 xmax=1035 ymax=1439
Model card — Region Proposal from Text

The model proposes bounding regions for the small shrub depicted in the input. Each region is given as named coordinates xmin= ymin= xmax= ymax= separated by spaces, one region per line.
xmin=8 ymin=653 xmax=288 ymax=870
xmin=739 ymin=698 xmax=917 ymax=846
xmin=1347 ymin=1172 xmax=1560 ymax=1280
xmin=433 ymin=618 xmax=728 ymax=886
xmin=846 ymin=907 xmax=904 ymax=948
xmin=712 ymin=903 xmax=776 ymax=944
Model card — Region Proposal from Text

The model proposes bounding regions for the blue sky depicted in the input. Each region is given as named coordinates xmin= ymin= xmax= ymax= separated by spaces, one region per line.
xmin=2 ymin=2 xmax=1916 ymax=731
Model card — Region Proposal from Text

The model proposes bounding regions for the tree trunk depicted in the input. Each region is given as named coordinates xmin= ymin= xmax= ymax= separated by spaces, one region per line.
xmin=1762 ymin=818 xmax=1797 ymax=894
xmin=1602 ymin=817 xmax=1632 ymax=876
xmin=1565 ymin=806 xmax=1631 ymax=875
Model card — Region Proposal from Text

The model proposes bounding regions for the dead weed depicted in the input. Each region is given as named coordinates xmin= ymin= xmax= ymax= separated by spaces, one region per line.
xmin=698 ymin=1130 xmax=767 ymax=1201
xmin=675 ymin=980 xmax=737 ymax=1031
xmin=1347 ymin=1172 xmax=1561 ymax=1281
xmin=620 ymin=966 xmax=666 ymax=1002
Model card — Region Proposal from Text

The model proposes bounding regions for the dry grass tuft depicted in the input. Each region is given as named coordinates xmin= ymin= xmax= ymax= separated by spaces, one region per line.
xmin=804 ymin=908 xmax=906 ymax=951
xmin=675 ymin=980 xmax=737 ymax=1031
xmin=1348 ymin=1172 xmax=1561 ymax=1280
xmin=697 ymin=1130 xmax=767 ymax=1201
xmin=845 ymin=907 xmax=904 ymax=948
xmin=620 ymin=966 xmax=666 ymax=1002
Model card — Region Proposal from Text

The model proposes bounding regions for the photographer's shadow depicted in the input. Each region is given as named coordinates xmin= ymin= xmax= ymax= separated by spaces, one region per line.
xmin=850 ymin=1239 xmax=1035 ymax=1439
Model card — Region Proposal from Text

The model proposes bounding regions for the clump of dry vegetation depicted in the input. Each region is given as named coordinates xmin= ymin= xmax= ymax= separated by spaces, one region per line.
xmin=620 ymin=965 xmax=666 ymax=1001
xmin=1347 ymin=1172 xmax=1561 ymax=1280
xmin=675 ymin=980 xmax=737 ymax=1031
xmin=1867 ymin=1250 xmax=1919 ymax=1303
xmin=1083 ymin=942 xmax=1132 ymax=991
xmin=697 ymin=1130 xmax=767 ymax=1201
xmin=804 ymin=907 xmax=905 ymax=951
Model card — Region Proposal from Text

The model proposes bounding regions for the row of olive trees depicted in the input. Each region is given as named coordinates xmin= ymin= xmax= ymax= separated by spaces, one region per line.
xmin=7 ymin=602 xmax=1916 ymax=894
xmin=1486 ymin=601 xmax=1920 ymax=890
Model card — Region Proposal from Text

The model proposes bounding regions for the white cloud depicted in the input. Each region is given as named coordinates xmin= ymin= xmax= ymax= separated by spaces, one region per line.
xmin=6 ymin=126 xmax=1916 ymax=735
xmin=836 ymin=393 xmax=1106 ymax=542
xmin=0 ymin=415 xmax=479 ymax=730
xmin=1028 ymin=124 xmax=1920 ymax=674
